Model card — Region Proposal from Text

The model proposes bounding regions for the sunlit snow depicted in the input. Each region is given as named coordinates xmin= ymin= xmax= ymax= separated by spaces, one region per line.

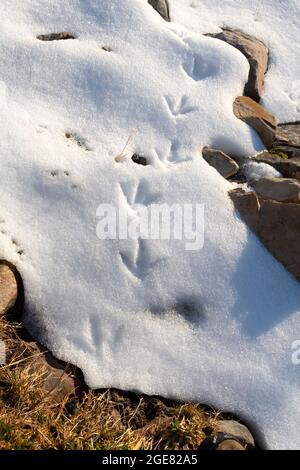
xmin=0 ymin=0 xmax=300 ymax=449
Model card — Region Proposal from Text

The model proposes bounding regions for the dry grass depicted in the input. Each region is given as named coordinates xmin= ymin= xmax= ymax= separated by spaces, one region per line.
xmin=0 ymin=316 xmax=220 ymax=450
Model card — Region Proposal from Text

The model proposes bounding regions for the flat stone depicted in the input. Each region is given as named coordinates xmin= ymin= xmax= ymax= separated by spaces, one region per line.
xmin=258 ymin=201 xmax=300 ymax=282
xmin=229 ymin=188 xmax=260 ymax=233
xmin=207 ymin=29 xmax=268 ymax=102
xmin=233 ymin=96 xmax=277 ymax=149
xmin=0 ymin=263 xmax=18 ymax=316
xmin=271 ymin=122 xmax=300 ymax=158
xmin=29 ymin=343 xmax=76 ymax=403
xmin=251 ymin=177 xmax=300 ymax=203
xmin=276 ymin=122 xmax=300 ymax=147
xmin=217 ymin=439 xmax=246 ymax=450
xmin=271 ymin=146 xmax=300 ymax=159
xmin=216 ymin=420 xmax=255 ymax=447
xmin=148 ymin=0 xmax=170 ymax=21
xmin=229 ymin=190 xmax=300 ymax=282
xmin=202 ymin=147 xmax=239 ymax=178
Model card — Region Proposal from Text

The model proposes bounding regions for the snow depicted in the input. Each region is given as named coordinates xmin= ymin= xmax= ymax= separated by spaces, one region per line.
xmin=170 ymin=0 xmax=300 ymax=123
xmin=243 ymin=161 xmax=282 ymax=181
xmin=0 ymin=0 xmax=299 ymax=450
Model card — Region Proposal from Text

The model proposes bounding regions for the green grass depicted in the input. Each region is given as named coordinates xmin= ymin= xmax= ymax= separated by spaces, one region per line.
xmin=269 ymin=149 xmax=289 ymax=159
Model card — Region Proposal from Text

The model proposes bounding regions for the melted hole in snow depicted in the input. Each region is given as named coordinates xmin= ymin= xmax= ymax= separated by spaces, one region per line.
xmin=132 ymin=154 xmax=148 ymax=166
xmin=151 ymin=297 xmax=206 ymax=326
xmin=37 ymin=33 xmax=76 ymax=41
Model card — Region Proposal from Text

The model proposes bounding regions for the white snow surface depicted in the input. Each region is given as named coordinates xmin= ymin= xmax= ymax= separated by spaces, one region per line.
xmin=0 ymin=0 xmax=300 ymax=450
xmin=171 ymin=0 xmax=300 ymax=122
xmin=243 ymin=161 xmax=282 ymax=181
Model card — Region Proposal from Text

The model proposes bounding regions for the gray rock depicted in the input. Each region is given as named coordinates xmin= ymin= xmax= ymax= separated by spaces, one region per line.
xmin=148 ymin=0 xmax=170 ymax=21
xmin=271 ymin=122 xmax=300 ymax=158
xmin=207 ymin=29 xmax=268 ymax=102
xmin=217 ymin=420 xmax=255 ymax=448
xmin=271 ymin=146 xmax=300 ymax=159
xmin=217 ymin=439 xmax=246 ymax=450
xmin=251 ymin=177 xmax=300 ymax=203
xmin=202 ymin=147 xmax=239 ymax=178
xmin=276 ymin=122 xmax=300 ymax=147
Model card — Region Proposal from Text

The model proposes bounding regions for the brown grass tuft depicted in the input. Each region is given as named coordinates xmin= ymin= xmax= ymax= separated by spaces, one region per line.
xmin=0 ymin=316 xmax=220 ymax=450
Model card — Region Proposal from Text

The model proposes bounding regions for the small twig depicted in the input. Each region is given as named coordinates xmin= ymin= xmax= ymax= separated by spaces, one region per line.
xmin=115 ymin=131 xmax=137 ymax=162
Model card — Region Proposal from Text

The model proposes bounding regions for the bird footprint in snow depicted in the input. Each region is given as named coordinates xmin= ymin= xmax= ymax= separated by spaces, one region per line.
xmin=120 ymin=239 xmax=163 ymax=281
xmin=153 ymin=140 xmax=192 ymax=167
xmin=164 ymin=95 xmax=197 ymax=117
xmin=0 ymin=219 xmax=25 ymax=257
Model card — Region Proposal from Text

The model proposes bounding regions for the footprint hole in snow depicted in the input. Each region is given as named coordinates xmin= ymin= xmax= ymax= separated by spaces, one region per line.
xmin=65 ymin=131 xmax=91 ymax=151
xmin=183 ymin=54 xmax=219 ymax=81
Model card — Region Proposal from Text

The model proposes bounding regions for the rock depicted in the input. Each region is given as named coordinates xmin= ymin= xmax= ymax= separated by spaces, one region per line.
xmin=258 ymin=201 xmax=300 ymax=281
xmin=229 ymin=188 xmax=260 ymax=233
xmin=233 ymin=96 xmax=277 ymax=149
xmin=207 ymin=29 xmax=268 ymax=102
xmin=230 ymin=189 xmax=300 ymax=282
xmin=148 ymin=0 xmax=170 ymax=21
xmin=271 ymin=122 xmax=300 ymax=158
xmin=37 ymin=33 xmax=76 ymax=41
xmin=276 ymin=122 xmax=300 ymax=147
xmin=255 ymin=152 xmax=300 ymax=180
xmin=216 ymin=420 xmax=255 ymax=448
xmin=202 ymin=147 xmax=239 ymax=178
xmin=251 ymin=177 xmax=300 ymax=203
xmin=271 ymin=145 xmax=300 ymax=159
xmin=132 ymin=154 xmax=148 ymax=166
xmin=199 ymin=431 xmax=249 ymax=451
xmin=0 ymin=263 xmax=18 ymax=316
xmin=29 ymin=343 xmax=76 ymax=403
xmin=217 ymin=440 xmax=246 ymax=451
